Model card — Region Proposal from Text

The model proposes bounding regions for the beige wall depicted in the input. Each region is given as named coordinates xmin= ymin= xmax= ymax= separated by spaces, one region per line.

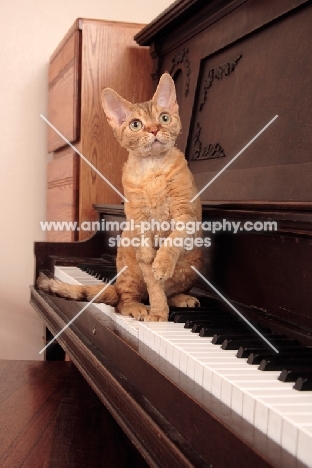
xmin=0 ymin=0 xmax=174 ymax=360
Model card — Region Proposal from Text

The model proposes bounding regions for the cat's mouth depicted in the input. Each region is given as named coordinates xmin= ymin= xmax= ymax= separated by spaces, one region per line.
xmin=152 ymin=134 xmax=168 ymax=146
xmin=141 ymin=135 xmax=172 ymax=155
xmin=150 ymin=139 xmax=168 ymax=152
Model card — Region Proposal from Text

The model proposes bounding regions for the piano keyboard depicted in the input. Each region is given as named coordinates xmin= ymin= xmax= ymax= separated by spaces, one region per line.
xmin=55 ymin=264 xmax=312 ymax=467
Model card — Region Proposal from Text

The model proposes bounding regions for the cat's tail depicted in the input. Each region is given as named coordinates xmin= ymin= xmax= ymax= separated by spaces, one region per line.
xmin=37 ymin=276 xmax=119 ymax=306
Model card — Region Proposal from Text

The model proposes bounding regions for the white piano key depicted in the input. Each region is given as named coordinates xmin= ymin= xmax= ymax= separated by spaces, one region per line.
xmin=94 ymin=302 xmax=115 ymax=317
xmin=247 ymin=391 xmax=312 ymax=404
xmin=202 ymin=366 xmax=214 ymax=393
xmin=77 ymin=278 xmax=104 ymax=284
xmin=221 ymin=378 xmax=233 ymax=407
xmin=211 ymin=372 xmax=224 ymax=399
xmin=285 ymin=413 xmax=312 ymax=425
xmin=297 ymin=425 xmax=312 ymax=467
xmin=231 ymin=385 xmax=245 ymax=416
xmin=267 ymin=405 xmax=284 ymax=445
xmin=281 ymin=416 xmax=299 ymax=457
xmin=273 ymin=404 xmax=312 ymax=413
xmin=55 ymin=266 xmax=85 ymax=284
xmin=172 ymin=345 xmax=182 ymax=368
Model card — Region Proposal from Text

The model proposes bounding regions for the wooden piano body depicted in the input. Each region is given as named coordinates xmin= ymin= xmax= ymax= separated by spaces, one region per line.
xmin=31 ymin=1 xmax=312 ymax=466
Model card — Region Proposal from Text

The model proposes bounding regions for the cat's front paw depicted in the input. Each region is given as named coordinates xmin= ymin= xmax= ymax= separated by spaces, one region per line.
xmin=118 ymin=302 xmax=148 ymax=321
xmin=144 ymin=304 xmax=169 ymax=322
xmin=152 ymin=256 xmax=176 ymax=281
xmin=144 ymin=314 xmax=168 ymax=322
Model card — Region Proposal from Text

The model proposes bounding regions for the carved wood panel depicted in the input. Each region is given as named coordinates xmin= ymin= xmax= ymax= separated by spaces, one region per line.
xmin=185 ymin=2 xmax=312 ymax=201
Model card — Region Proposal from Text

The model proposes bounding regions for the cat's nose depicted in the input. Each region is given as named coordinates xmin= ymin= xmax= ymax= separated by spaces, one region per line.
xmin=149 ymin=126 xmax=159 ymax=136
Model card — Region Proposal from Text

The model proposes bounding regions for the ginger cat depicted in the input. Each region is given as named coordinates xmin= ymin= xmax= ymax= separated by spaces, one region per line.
xmin=38 ymin=73 xmax=203 ymax=322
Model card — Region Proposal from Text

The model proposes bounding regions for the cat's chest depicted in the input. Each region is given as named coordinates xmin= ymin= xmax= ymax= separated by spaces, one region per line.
xmin=124 ymin=158 xmax=173 ymax=218
xmin=142 ymin=174 xmax=170 ymax=215
xmin=127 ymin=174 xmax=170 ymax=218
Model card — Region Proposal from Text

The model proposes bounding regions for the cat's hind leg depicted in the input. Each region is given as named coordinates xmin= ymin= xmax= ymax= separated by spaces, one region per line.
xmin=167 ymin=293 xmax=200 ymax=308
xmin=165 ymin=252 xmax=202 ymax=308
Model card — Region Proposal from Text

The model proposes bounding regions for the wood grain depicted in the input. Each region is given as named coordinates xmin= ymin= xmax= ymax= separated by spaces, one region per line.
xmin=46 ymin=152 xmax=78 ymax=242
xmin=48 ymin=29 xmax=81 ymax=152
xmin=78 ymin=20 xmax=153 ymax=240
xmin=0 ymin=360 xmax=147 ymax=468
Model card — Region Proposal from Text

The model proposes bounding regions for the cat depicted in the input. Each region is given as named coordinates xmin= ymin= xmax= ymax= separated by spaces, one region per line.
xmin=38 ymin=73 xmax=203 ymax=322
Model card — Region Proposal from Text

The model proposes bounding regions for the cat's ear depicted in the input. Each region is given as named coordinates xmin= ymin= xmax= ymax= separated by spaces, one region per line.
xmin=101 ymin=88 xmax=132 ymax=127
xmin=152 ymin=73 xmax=178 ymax=112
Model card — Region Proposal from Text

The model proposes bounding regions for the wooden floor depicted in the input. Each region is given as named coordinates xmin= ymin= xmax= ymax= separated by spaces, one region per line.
xmin=0 ymin=360 xmax=148 ymax=468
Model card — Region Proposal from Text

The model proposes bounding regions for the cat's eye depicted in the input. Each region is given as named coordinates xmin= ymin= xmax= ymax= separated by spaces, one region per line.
xmin=159 ymin=113 xmax=171 ymax=124
xmin=129 ymin=119 xmax=143 ymax=131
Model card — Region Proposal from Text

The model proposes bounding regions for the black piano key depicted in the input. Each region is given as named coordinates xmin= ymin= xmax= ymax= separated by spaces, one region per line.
xmin=173 ymin=312 xmax=225 ymax=324
xmin=222 ymin=338 xmax=268 ymax=350
xmin=211 ymin=332 xmax=274 ymax=345
xmin=211 ymin=333 xmax=249 ymax=344
xmin=169 ymin=308 xmax=224 ymax=322
xmin=248 ymin=352 xmax=279 ymax=365
xmin=212 ymin=327 xmax=254 ymax=338
xmin=279 ymin=369 xmax=312 ymax=383
xmin=191 ymin=321 xmax=242 ymax=333
xmin=259 ymin=357 xmax=312 ymax=371
xmin=198 ymin=328 xmax=241 ymax=339
xmin=189 ymin=316 xmax=242 ymax=331
xmin=223 ymin=337 xmax=299 ymax=352
xmin=294 ymin=377 xmax=312 ymax=391
xmin=184 ymin=319 xmax=206 ymax=329
xmin=79 ymin=263 xmax=115 ymax=270
xmin=193 ymin=297 xmax=224 ymax=308
xmin=78 ymin=263 xmax=90 ymax=271
xmin=248 ymin=347 xmax=312 ymax=365
xmin=89 ymin=267 xmax=115 ymax=276
xmin=78 ymin=263 xmax=116 ymax=277
xmin=236 ymin=347 xmax=275 ymax=359
xmin=77 ymin=262 xmax=117 ymax=284
xmin=184 ymin=316 xmax=238 ymax=329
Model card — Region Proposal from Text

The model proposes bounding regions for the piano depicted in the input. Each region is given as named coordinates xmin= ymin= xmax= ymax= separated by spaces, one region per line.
xmin=31 ymin=1 xmax=312 ymax=466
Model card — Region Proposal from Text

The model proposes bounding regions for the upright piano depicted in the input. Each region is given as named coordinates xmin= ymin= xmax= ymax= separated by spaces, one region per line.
xmin=31 ymin=1 xmax=312 ymax=466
